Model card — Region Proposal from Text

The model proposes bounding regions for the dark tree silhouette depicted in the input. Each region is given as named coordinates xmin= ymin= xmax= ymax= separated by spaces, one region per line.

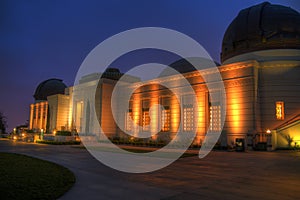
xmin=0 ymin=111 xmax=7 ymax=134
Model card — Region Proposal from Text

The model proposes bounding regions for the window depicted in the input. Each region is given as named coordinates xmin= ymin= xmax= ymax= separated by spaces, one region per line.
xmin=276 ymin=101 xmax=284 ymax=120
xmin=209 ymin=104 xmax=221 ymax=132
xmin=125 ymin=109 xmax=133 ymax=131
xmin=142 ymin=108 xmax=150 ymax=131
xmin=183 ymin=104 xmax=194 ymax=132
xmin=182 ymin=95 xmax=195 ymax=132
xmin=208 ymin=91 xmax=222 ymax=132
xmin=161 ymin=107 xmax=170 ymax=132
xmin=142 ymin=100 xmax=150 ymax=131
xmin=160 ymin=97 xmax=171 ymax=132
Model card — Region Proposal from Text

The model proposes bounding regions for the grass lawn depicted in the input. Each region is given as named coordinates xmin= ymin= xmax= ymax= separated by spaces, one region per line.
xmin=0 ymin=152 xmax=75 ymax=200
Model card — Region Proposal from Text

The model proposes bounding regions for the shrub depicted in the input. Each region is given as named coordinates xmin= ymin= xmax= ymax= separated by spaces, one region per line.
xmin=56 ymin=131 xmax=72 ymax=136
xmin=36 ymin=140 xmax=80 ymax=145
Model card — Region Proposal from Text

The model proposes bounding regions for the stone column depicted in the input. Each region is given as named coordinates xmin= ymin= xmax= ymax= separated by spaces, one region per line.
xmin=34 ymin=104 xmax=38 ymax=129
xmin=44 ymin=102 xmax=48 ymax=132
xmin=40 ymin=102 xmax=44 ymax=130
xmin=29 ymin=104 xmax=34 ymax=130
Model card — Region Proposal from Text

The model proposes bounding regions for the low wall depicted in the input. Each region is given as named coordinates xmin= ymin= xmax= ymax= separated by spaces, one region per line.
xmin=54 ymin=136 xmax=76 ymax=142
xmin=35 ymin=134 xmax=76 ymax=142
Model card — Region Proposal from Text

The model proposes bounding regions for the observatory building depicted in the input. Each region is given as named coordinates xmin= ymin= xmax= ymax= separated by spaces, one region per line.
xmin=29 ymin=2 xmax=300 ymax=149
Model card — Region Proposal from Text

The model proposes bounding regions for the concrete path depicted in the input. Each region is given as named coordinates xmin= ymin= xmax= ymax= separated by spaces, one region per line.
xmin=1 ymin=139 xmax=300 ymax=200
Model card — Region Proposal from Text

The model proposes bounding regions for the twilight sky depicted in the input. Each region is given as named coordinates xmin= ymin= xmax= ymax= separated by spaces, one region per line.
xmin=0 ymin=0 xmax=299 ymax=132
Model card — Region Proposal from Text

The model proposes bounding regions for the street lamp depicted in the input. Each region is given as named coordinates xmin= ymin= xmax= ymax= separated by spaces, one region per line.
xmin=12 ymin=128 xmax=17 ymax=140
xmin=266 ymin=129 xmax=272 ymax=151
xmin=41 ymin=129 xmax=44 ymax=141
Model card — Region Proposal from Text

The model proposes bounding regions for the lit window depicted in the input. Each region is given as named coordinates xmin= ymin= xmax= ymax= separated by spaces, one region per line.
xmin=183 ymin=104 xmax=194 ymax=132
xmin=160 ymin=97 xmax=171 ymax=132
xmin=161 ymin=107 xmax=170 ymax=132
xmin=141 ymin=100 xmax=150 ymax=131
xmin=209 ymin=104 xmax=221 ymax=132
xmin=276 ymin=101 xmax=284 ymax=120
xmin=142 ymin=108 xmax=150 ymax=131
xmin=125 ymin=109 xmax=132 ymax=131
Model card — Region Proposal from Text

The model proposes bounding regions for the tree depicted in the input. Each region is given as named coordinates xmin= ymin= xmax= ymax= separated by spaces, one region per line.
xmin=0 ymin=111 xmax=7 ymax=134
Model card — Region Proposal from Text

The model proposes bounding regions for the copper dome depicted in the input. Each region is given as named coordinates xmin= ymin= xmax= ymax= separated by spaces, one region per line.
xmin=221 ymin=2 xmax=300 ymax=63
xmin=34 ymin=79 xmax=67 ymax=101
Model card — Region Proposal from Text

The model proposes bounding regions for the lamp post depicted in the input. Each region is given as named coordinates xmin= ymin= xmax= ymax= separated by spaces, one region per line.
xmin=41 ymin=129 xmax=44 ymax=141
xmin=266 ymin=129 xmax=272 ymax=151
xmin=13 ymin=128 xmax=17 ymax=140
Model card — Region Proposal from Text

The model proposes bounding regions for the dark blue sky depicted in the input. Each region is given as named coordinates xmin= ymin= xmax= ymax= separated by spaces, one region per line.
xmin=0 ymin=0 xmax=299 ymax=132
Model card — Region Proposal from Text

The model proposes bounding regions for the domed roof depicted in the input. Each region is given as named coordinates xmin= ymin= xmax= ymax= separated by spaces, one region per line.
xmin=34 ymin=78 xmax=67 ymax=101
xmin=159 ymin=57 xmax=220 ymax=77
xmin=101 ymin=68 xmax=123 ymax=80
xmin=221 ymin=2 xmax=300 ymax=63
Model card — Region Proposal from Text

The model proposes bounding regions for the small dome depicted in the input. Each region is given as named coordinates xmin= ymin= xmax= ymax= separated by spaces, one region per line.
xmin=221 ymin=2 xmax=300 ymax=63
xmin=101 ymin=68 xmax=123 ymax=80
xmin=34 ymin=79 xmax=67 ymax=101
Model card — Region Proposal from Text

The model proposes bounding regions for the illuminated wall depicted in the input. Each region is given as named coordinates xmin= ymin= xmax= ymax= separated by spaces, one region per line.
xmin=47 ymin=94 xmax=70 ymax=132
xmin=99 ymin=80 xmax=117 ymax=137
xmin=73 ymin=76 xmax=102 ymax=135
xmin=29 ymin=59 xmax=300 ymax=148
xmin=275 ymin=119 xmax=300 ymax=148
xmin=115 ymin=62 xmax=259 ymax=146
xmin=29 ymin=101 xmax=48 ymax=131
xmin=258 ymin=61 xmax=300 ymax=132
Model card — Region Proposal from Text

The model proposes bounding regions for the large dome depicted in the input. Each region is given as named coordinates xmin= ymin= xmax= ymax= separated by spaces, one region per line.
xmin=34 ymin=78 xmax=67 ymax=101
xmin=221 ymin=2 xmax=300 ymax=63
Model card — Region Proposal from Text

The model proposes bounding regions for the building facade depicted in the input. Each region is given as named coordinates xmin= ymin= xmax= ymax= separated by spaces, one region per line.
xmin=29 ymin=2 xmax=300 ymax=149
xmin=29 ymin=78 xmax=68 ymax=132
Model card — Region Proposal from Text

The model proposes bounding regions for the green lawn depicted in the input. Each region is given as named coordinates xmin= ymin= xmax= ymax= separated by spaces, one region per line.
xmin=0 ymin=152 xmax=75 ymax=200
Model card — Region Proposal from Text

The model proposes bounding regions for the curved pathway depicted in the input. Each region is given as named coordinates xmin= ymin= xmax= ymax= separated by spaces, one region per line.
xmin=0 ymin=139 xmax=299 ymax=200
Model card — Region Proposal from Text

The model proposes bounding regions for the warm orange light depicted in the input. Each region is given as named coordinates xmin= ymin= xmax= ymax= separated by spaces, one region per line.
xmin=228 ymin=87 xmax=243 ymax=133
xmin=266 ymin=129 xmax=271 ymax=134
xmin=232 ymin=101 xmax=240 ymax=129
xmin=276 ymin=101 xmax=284 ymax=120
xmin=196 ymin=93 xmax=206 ymax=134
xmin=171 ymin=96 xmax=180 ymax=133
xmin=132 ymin=94 xmax=140 ymax=137
xmin=150 ymin=99 xmax=159 ymax=135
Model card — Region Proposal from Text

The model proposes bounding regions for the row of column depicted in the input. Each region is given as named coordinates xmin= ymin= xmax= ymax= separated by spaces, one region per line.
xmin=29 ymin=101 xmax=48 ymax=131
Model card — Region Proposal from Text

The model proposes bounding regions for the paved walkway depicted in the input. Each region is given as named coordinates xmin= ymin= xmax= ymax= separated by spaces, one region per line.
xmin=1 ymin=139 xmax=300 ymax=200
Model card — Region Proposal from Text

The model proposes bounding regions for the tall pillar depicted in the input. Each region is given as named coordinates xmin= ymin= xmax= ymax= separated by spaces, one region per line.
xmin=44 ymin=102 xmax=48 ymax=131
xmin=150 ymin=96 xmax=158 ymax=139
xmin=34 ymin=104 xmax=38 ymax=129
xmin=29 ymin=104 xmax=34 ymax=130
xmin=40 ymin=102 xmax=44 ymax=130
